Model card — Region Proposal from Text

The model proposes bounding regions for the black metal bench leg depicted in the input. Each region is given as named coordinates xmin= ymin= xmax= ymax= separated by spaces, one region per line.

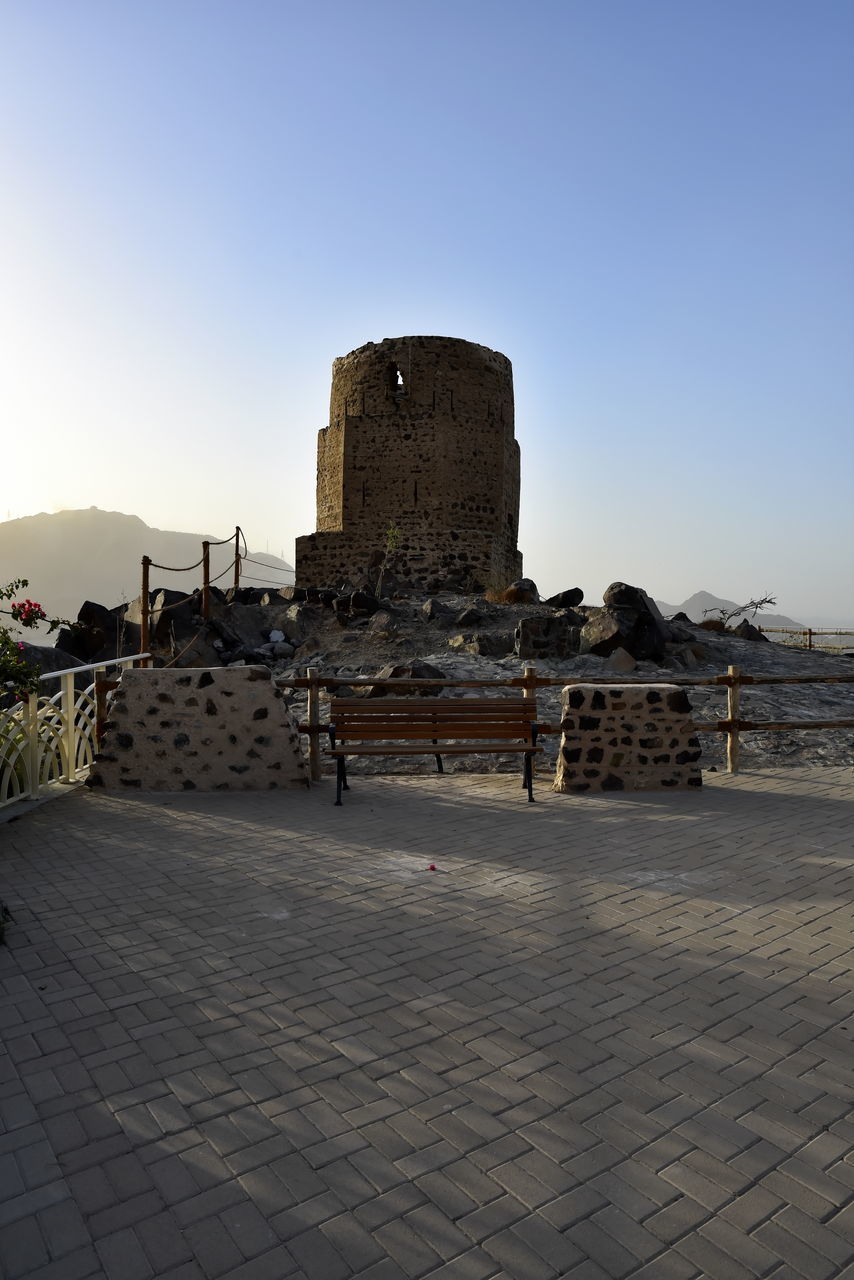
xmin=525 ymin=752 xmax=535 ymax=802
xmin=335 ymin=756 xmax=345 ymax=805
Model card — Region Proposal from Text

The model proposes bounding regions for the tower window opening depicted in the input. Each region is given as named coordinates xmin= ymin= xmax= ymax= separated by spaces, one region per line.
xmin=387 ymin=362 xmax=405 ymax=395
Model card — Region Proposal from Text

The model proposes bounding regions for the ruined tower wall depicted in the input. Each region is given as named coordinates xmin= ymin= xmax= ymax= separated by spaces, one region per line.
xmin=296 ymin=336 xmax=523 ymax=591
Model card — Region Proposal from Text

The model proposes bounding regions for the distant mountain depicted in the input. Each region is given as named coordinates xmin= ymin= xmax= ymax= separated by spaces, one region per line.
xmin=0 ymin=508 xmax=294 ymax=626
xmin=654 ymin=590 xmax=805 ymax=631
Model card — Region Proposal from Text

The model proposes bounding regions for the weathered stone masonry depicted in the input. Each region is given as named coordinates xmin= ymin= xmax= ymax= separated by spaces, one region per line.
xmin=554 ymin=684 xmax=702 ymax=793
xmin=89 ymin=666 xmax=308 ymax=792
xmin=295 ymin=336 xmax=523 ymax=591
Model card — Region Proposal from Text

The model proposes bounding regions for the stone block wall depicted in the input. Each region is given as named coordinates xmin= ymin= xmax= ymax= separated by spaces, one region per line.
xmin=554 ymin=684 xmax=702 ymax=793
xmin=296 ymin=336 xmax=523 ymax=591
xmin=89 ymin=666 xmax=309 ymax=792
xmin=515 ymin=616 xmax=581 ymax=660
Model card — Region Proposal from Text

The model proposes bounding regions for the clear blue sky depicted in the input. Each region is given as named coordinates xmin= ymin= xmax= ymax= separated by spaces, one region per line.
xmin=2 ymin=0 xmax=852 ymax=618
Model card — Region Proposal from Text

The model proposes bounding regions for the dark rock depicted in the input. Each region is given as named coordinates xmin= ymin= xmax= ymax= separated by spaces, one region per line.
xmin=671 ymin=611 xmax=692 ymax=624
xmin=455 ymin=607 xmax=483 ymax=627
xmin=350 ymin=591 xmax=381 ymax=618
xmin=422 ymin=598 xmax=451 ymax=622
xmin=546 ymin=588 xmax=584 ymax=609
xmin=501 ymin=578 xmax=539 ymax=604
xmin=277 ymin=585 xmax=307 ymax=602
xmin=226 ymin=587 xmax=273 ymax=606
xmin=470 ymin=632 xmax=514 ymax=657
xmin=580 ymin=606 xmax=667 ymax=661
xmin=553 ymin=608 xmax=588 ymax=628
xmin=603 ymin=582 xmax=650 ymax=611
xmin=733 ymin=618 xmax=769 ymax=642
xmin=515 ymin=617 xmax=581 ymax=660
xmin=366 ymin=661 xmax=446 ymax=697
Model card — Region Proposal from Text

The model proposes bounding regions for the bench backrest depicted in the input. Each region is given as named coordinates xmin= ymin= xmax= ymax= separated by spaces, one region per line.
xmin=328 ymin=697 xmax=537 ymax=742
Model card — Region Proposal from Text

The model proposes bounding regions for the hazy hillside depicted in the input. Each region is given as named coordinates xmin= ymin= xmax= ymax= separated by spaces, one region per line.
xmin=0 ymin=508 xmax=294 ymax=624
xmin=654 ymin=590 xmax=805 ymax=631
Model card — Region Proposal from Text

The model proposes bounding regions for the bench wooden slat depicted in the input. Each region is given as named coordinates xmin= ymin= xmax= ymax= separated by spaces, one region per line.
xmin=329 ymin=704 xmax=535 ymax=719
xmin=330 ymin=701 xmax=530 ymax=711
xmin=332 ymin=726 xmax=536 ymax=741
xmin=328 ymin=743 xmax=544 ymax=756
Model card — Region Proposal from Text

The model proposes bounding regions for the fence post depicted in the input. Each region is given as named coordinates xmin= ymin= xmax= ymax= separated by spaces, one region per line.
xmin=522 ymin=664 xmax=537 ymax=703
xmin=306 ymin=666 xmax=321 ymax=782
xmin=202 ymin=541 xmax=211 ymax=619
xmin=726 ymin=664 xmax=741 ymax=774
xmin=234 ymin=528 xmax=241 ymax=592
xmin=27 ymin=694 xmax=40 ymax=799
xmin=808 ymin=628 xmax=813 ymax=650
xmin=140 ymin=556 xmax=151 ymax=668
xmin=60 ymin=671 xmax=77 ymax=782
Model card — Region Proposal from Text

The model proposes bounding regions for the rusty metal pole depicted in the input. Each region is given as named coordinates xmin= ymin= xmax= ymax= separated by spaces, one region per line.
xmin=234 ymin=528 xmax=241 ymax=592
xmin=202 ymin=541 xmax=211 ymax=619
xmin=140 ymin=556 xmax=151 ymax=667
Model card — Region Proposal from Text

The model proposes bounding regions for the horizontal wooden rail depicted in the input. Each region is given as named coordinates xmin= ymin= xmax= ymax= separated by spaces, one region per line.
xmin=280 ymin=672 xmax=854 ymax=691
xmin=694 ymin=718 xmax=854 ymax=733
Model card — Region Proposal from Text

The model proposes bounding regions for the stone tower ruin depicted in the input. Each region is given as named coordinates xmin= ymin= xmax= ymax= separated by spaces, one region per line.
xmin=295 ymin=335 xmax=523 ymax=592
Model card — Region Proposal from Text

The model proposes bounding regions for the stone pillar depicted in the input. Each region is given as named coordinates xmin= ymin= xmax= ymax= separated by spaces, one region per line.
xmin=89 ymin=666 xmax=309 ymax=792
xmin=554 ymin=684 xmax=702 ymax=793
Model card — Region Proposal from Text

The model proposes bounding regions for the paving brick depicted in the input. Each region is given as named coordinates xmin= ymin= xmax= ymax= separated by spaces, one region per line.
xmin=184 ymin=1216 xmax=244 ymax=1277
xmin=0 ymin=1214 xmax=50 ymax=1278
xmin=134 ymin=1210 xmax=194 ymax=1271
xmin=96 ymin=1226 xmax=155 ymax=1280
xmin=373 ymin=1217 xmax=444 ymax=1277
xmin=482 ymin=1226 xmax=561 ymax=1280
xmin=36 ymin=1196 xmax=90 ymax=1259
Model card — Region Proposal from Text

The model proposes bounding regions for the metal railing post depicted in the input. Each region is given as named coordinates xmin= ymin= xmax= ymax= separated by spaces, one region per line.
xmin=727 ymin=664 xmax=741 ymax=774
xmin=27 ymin=694 xmax=40 ymax=799
xmin=234 ymin=528 xmax=241 ymax=592
xmin=60 ymin=671 xmax=77 ymax=782
xmin=306 ymin=666 xmax=321 ymax=782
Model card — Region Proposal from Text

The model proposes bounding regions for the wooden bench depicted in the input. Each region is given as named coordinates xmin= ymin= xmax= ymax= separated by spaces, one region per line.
xmin=325 ymin=696 xmax=542 ymax=805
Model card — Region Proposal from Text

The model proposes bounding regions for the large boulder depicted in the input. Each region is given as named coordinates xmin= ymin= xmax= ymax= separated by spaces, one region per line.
xmin=580 ymin=605 xmax=667 ymax=661
xmin=603 ymin=582 xmax=652 ymax=611
xmin=580 ymin=582 xmax=670 ymax=661
xmin=366 ymin=661 xmax=446 ymax=697
xmin=515 ymin=617 xmax=582 ymax=660
xmin=501 ymin=579 xmax=540 ymax=605
xmin=546 ymin=587 xmax=584 ymax=609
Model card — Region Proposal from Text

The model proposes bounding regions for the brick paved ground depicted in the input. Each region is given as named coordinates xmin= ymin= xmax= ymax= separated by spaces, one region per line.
xmin=1 ymin=766 xmax=854 ymax=1279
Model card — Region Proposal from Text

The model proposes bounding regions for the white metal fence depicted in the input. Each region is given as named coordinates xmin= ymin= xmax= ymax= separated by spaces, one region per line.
xmin=0 ymin=654 xmax=148 ymax=811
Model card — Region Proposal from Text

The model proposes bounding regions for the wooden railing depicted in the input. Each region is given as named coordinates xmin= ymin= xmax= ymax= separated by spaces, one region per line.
xmin=139 ymin=527 xmax=244 ymax=665
xmin=281 ymin=664 xmax=854 ymax=781
xmin=758 ymin=626 xmax=854 ymax=651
